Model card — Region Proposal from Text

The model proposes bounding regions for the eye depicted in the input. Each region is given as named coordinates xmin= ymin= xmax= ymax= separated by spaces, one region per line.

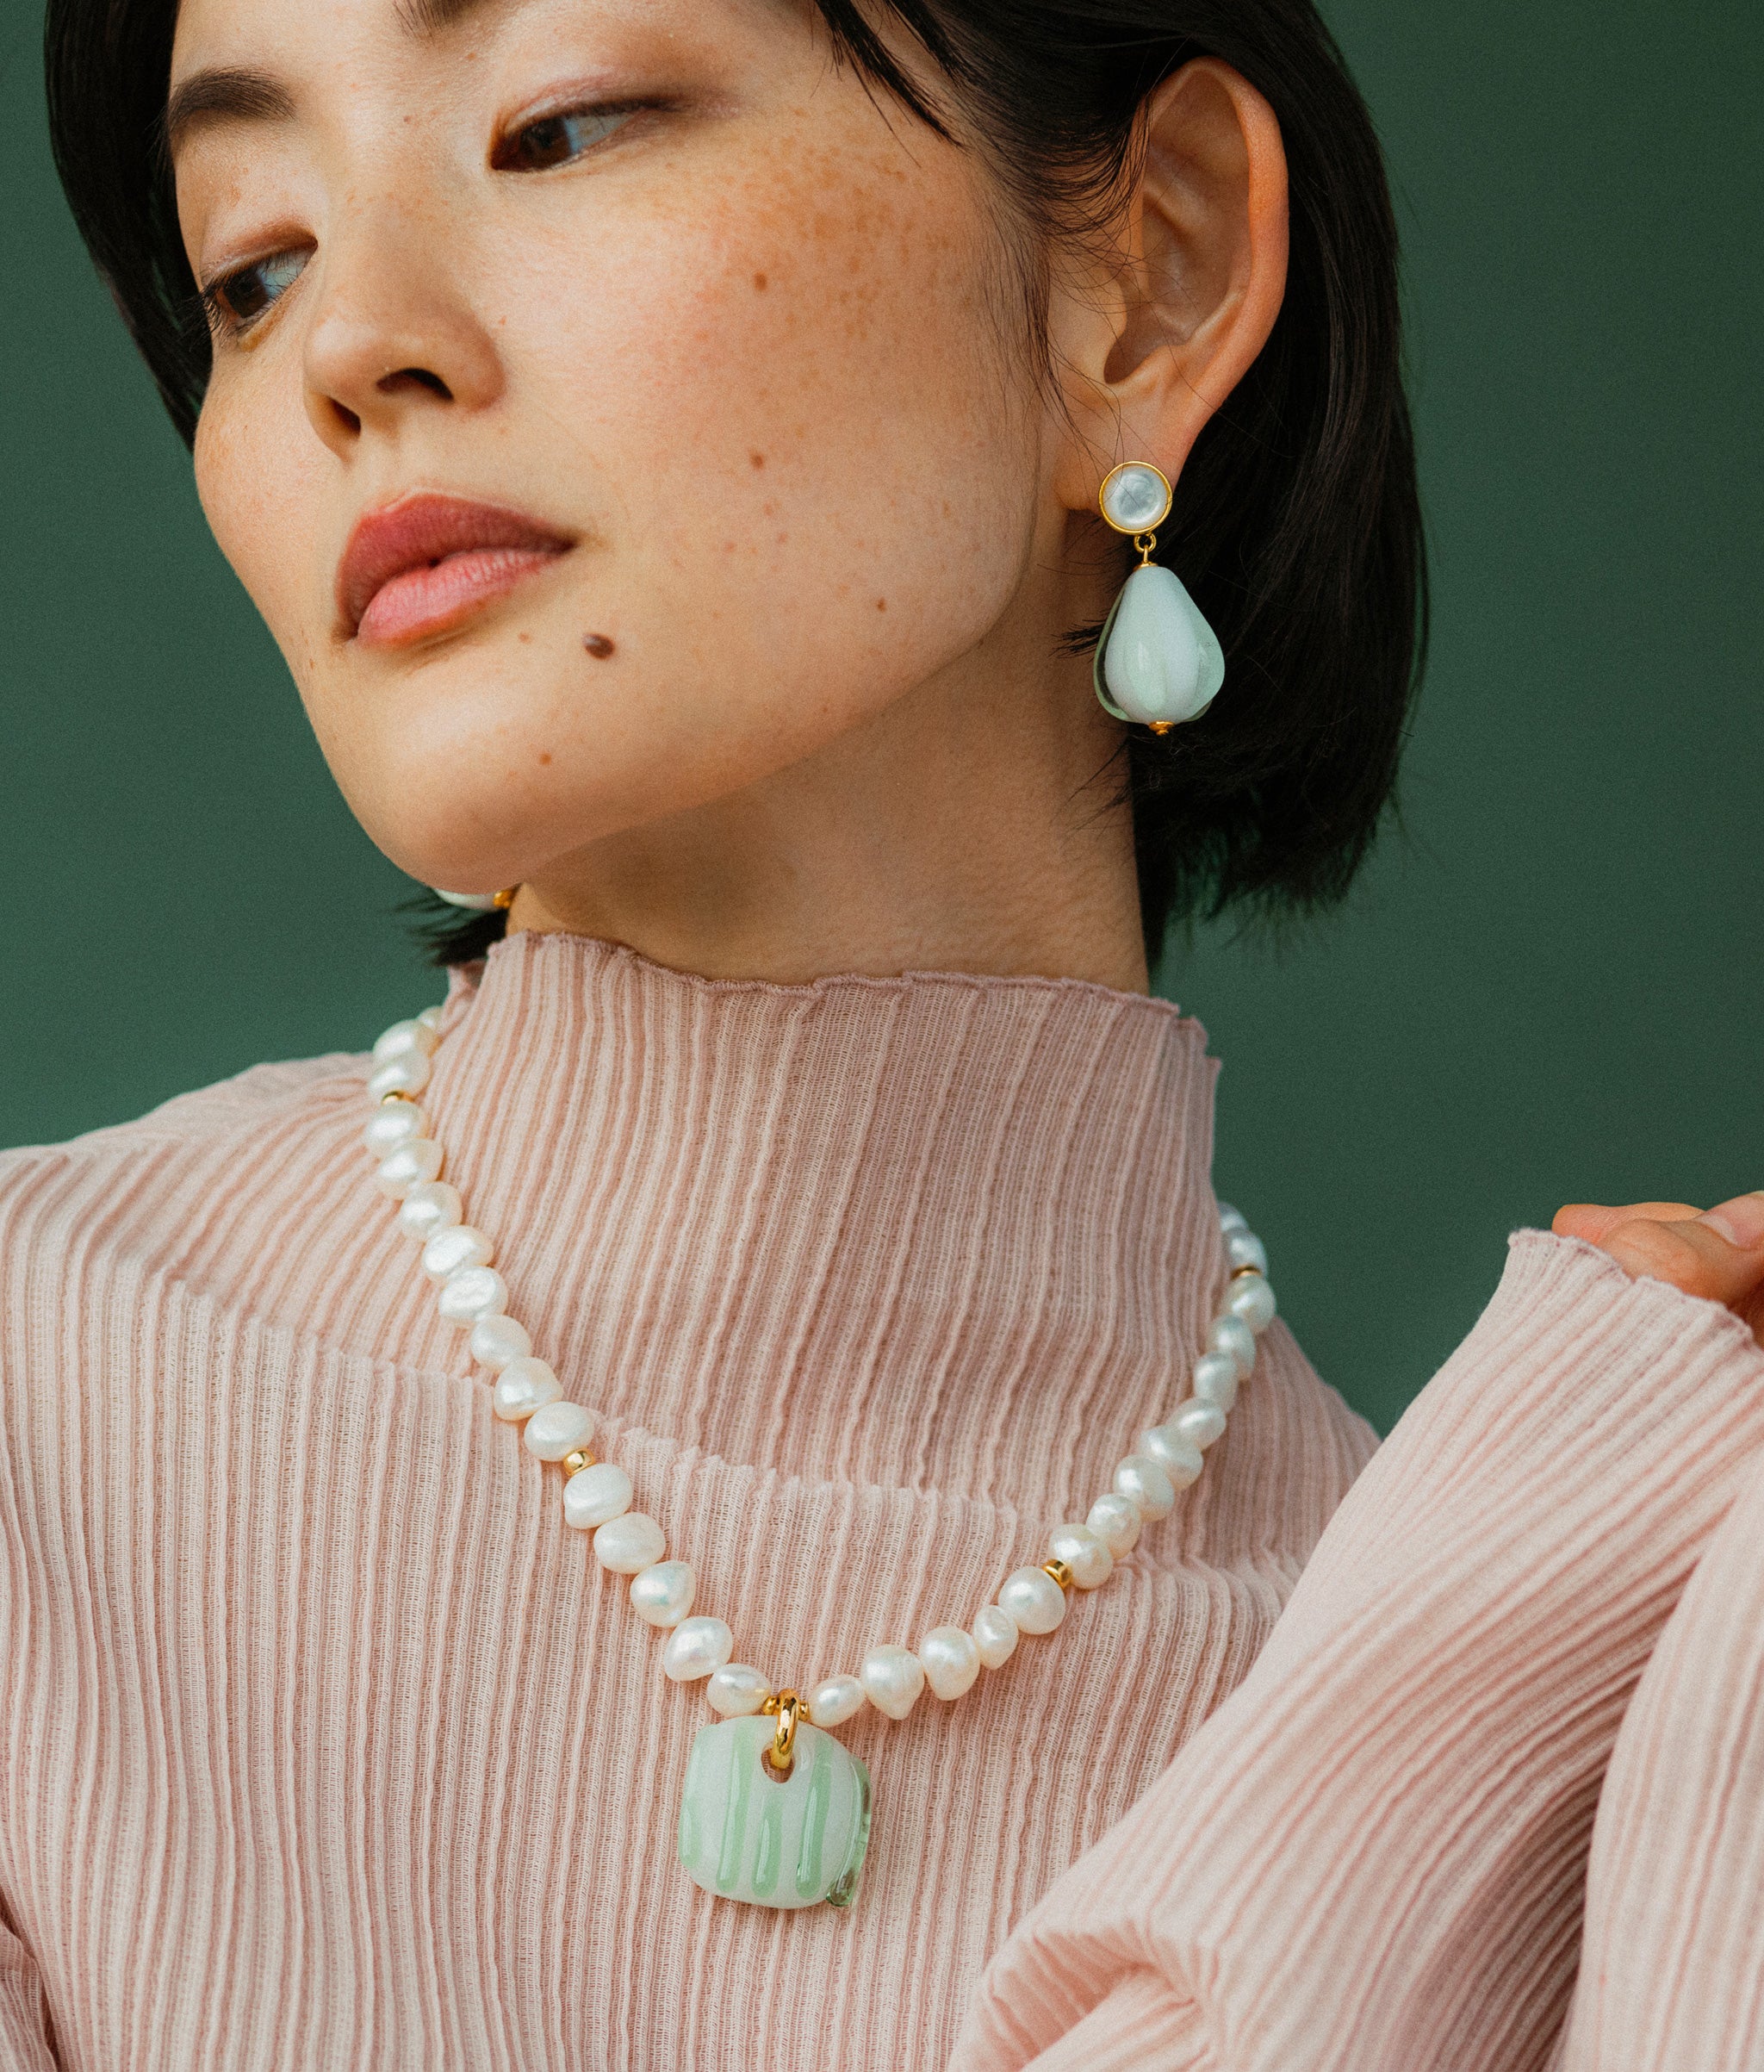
xmin=491 ymin=102 xmax=646 ymax=174
xmin=202 ymin=247 xmax=310 ymax=335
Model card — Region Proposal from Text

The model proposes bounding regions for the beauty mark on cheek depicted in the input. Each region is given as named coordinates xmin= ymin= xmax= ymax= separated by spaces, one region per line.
xmin=583 ymin=633 xmax=616 ymax=657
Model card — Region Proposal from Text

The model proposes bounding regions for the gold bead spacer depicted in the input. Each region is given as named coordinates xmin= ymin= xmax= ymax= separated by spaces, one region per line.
xmin=562 ymin=1448 xmax=595 ymax=1476
xmin=379 ymin=1091 xmax=418 ymax=1106
xmin=1230 ymin=1264 xmax=1264 ymax=1279
xmin=1042 ymin=1557 xmax=1075 ymax=1592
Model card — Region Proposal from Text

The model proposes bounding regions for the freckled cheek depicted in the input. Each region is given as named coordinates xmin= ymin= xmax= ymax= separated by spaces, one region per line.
xmin=517 ymin=162 xmax=991 ymax=544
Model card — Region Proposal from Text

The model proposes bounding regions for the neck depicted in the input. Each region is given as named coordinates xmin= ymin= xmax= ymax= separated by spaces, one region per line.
xmin=504 ymin=547 xmax=1148 ymax=992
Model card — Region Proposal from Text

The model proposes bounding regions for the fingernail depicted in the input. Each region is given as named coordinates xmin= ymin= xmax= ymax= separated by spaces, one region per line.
xmin=1701 ymin=1192 xmax=1764 ymax=1249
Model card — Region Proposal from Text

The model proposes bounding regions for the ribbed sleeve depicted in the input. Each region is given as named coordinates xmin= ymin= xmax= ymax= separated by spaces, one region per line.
xmin=1557 ymin=1445 xmax=1764 ymax=2070
xmin=951 ymin=1233 xmax=1764 ymax=2072
xmin=0 ymin=933 xmax=1372 ymax=2069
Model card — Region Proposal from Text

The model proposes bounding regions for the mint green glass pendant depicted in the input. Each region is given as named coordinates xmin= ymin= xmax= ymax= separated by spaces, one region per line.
xmin=678 ymin=1714 xmax=872 ymax=1909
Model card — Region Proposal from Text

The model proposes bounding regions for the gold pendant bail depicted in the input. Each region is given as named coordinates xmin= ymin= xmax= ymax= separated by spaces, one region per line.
xmin=761 ymin=1689 xmax=802 ymax=1777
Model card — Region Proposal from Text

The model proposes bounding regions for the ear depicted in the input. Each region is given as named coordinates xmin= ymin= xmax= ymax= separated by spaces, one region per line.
xmin=1050 ymin=59 xmax=1289 ymax=516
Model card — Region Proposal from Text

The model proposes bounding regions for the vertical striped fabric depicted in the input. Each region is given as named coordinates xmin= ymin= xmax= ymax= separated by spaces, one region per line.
xmin=0 ymin=930 xmax=1373 ymax=2069
xmin=953 ymin=1236 xmax=1764 ymax=2072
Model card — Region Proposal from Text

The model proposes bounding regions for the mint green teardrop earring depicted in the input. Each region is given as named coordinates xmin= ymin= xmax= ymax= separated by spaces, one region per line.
xmin=1092 ymin=464 xmax=1225 ymax=732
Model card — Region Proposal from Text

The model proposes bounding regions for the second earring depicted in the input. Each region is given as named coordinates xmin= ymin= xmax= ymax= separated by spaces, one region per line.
xmin=1093 ymin=464 xmax=1225 ymax=734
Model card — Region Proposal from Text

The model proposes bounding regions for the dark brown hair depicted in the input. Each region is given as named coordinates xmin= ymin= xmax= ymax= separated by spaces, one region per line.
xmin=43 ymin=0 xmax=1425 ymax=964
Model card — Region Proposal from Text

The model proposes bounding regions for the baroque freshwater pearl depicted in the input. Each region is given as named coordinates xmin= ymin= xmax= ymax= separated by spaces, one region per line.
xmin=1114 ymin=1454 xmax=1177 ymax=1521
xmin=423 ymin=1224 xmax=494 ymax=1279
xmin=919 ymin=1627 xmax=980 ymax=1700
xmin=1085 ymin=1492 xmax=1142 ymax=1558
xmin=997 ymin=1566 xmax=1066 ymax=1635
xmin=469 ymin=1313 xmax=531 ymax=1371
xmin=492 ymin=1355 xmax=562 ymax=1422
xmin=367 ymin=1052 xmax=431 ymax=1103
xmin=1225 ymin=1229 xmax=1270 ymax=1277
xmin=363 ymin=1100 xmax=426 ymax=1157
xmin=972 ymin=1605 xmax=1018 ymax=1669
xmin=1140 ymin=1427 xmax=1205 ymax=1488
xmin=1100 ymin=563 xmax=1226 ymax=727
xmin=522 ymin=1398 xmax=594 ymax=1460
xmin=1208 ymin=1314 xmax=1258 ymax=1378
xmin=1047 ymin=1523 xmax=1113 ymax=1590
xmin=562 ymin=1461 xmax=632 ymax=1529
xmin=860 ymin=1645 xmax=925 ymax=1720
xmin=630 ymin=1560 xmax=695 ymax=1628
xmin=807 ymin=1675 xmax=866 ymax=1727
xmin=594 ymin=1512 xmax=666 ymax=1573
xmin=375 ymin=1138 xmax=443 ymax=1198
xmin=1171 ymin=1401 xmax=1228 ymax=1451
xmin=1227 ymin=1272 xmax=1277 ymax=1333
xmin=665 ymin=1617 xmax=735 ymax=1683
xmin=397 ymin=1179 xmax=462 ymax=1243
xmin=707 ymin=1663 xmax=772 ymax=1714
xmin=1191 ymin=1351 xmax=1240 ymax=1413
xmin=437 ymin=1265 xmax=507 ymax=1326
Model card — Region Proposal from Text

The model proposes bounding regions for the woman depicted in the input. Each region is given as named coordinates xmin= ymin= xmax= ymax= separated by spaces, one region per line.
xmin=9 ymin=0 xmax=1761 ymax=2064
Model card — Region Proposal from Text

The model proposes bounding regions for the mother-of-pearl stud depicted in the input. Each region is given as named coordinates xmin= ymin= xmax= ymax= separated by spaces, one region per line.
xmin=1098 ymin=461 xmax=1173 ymax=533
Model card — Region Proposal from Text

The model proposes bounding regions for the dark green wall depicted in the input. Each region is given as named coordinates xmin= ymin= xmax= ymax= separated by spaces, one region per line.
xmin=3 ymin=3 xmax=1758 ymax=1433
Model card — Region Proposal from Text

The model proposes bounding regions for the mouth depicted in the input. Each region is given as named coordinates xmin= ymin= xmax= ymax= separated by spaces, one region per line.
xmin=338 ymin=492 xmax=576 ymax=648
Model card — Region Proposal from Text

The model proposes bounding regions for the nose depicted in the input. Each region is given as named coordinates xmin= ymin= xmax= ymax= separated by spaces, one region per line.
xmin=301 ymin=210 xmax=505 ymax=457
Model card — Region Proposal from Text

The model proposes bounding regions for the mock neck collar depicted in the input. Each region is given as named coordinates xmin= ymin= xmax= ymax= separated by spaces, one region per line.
xmin=409 ymin=930 xmax=1224 ymax=1514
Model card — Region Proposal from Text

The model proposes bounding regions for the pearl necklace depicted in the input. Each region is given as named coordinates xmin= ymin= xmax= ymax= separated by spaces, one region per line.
xmin=363 ymin=1000 xmax=1277 ymax=1911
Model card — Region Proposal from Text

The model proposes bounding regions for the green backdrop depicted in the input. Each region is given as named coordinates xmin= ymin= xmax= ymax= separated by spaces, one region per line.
xmin=3 ymin=3 xmax=1758 ymax=1434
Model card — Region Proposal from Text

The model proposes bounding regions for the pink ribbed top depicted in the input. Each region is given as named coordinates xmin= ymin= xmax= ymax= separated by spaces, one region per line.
xmin=2 ymin=930 xmax=1759 ymax=2070
xmin=0 ymin=932 xmax=1370 ymax=2069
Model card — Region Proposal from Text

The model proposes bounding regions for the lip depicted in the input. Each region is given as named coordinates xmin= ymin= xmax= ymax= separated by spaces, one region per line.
xmin=337 ymin=492 xmax=575 ymax=647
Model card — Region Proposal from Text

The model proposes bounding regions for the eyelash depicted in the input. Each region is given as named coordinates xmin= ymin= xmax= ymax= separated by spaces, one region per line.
xmin=199 ymin=98 xmax=659 ymax=340
xmin=200 ymin=246 xmax=310 ymax=339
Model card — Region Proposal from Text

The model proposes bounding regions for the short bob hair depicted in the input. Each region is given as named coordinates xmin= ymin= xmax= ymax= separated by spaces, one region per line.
xmin=43 ymin=0 xmax=1425 ymax=967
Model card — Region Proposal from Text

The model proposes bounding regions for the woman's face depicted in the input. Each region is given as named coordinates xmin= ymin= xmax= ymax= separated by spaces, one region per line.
xmin=169 ymin=0 xmax=1079 ymax=897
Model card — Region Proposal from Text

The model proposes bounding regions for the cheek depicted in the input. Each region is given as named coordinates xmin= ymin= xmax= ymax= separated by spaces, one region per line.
xmin=194 ymin=371 xmax=332 ymax=692
xmin=498 ymin=129 xmax=1039 ymax=757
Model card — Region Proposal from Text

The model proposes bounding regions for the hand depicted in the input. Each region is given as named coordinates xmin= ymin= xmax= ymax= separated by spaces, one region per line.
xmin=1553 ymin=1193 xmax=1764 ymax=1347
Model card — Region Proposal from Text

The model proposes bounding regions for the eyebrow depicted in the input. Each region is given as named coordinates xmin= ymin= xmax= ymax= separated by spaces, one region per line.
xmin=165 ymin=0 xmax=515 ymax=158
xmin=394 ymin=0 xmax=508 ymax=32
xmin=164 ymin=66 xmax=296 ymax=159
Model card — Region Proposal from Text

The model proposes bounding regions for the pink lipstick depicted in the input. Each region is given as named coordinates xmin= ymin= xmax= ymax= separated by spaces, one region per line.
xmin=338 ymin=493 xmax=575 ymax=648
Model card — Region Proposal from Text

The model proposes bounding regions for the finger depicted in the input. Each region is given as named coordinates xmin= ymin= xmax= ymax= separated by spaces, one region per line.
xmin=1699 ymin=1191 xmax=1764 ymax=1251
xmin=1552 ymin=1200 xmax=1702 ymax=1245
xmin=1598 ymin=1212 xmax=1764 ymax=1310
